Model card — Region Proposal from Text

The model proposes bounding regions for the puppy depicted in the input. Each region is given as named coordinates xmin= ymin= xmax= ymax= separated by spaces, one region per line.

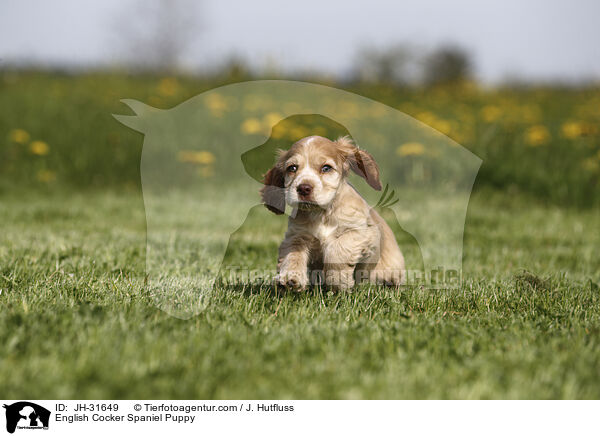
xmin=261 ymin=135 xmax=405 ymax=291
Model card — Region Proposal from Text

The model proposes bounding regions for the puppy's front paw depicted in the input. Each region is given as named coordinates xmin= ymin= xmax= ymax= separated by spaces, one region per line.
xmin=275 ymin=270 xmax=308 ymax=291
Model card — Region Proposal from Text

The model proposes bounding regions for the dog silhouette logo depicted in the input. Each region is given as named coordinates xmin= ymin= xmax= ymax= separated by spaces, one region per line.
xmin=3 ymin=402 xmax=50 ymax=433
xmin=115 ymin=80 xmax=481 ymax=318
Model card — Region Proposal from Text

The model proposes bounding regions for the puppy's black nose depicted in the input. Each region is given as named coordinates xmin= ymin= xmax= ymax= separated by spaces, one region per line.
xmin=297 ymin=183 xmax=313 ymax=197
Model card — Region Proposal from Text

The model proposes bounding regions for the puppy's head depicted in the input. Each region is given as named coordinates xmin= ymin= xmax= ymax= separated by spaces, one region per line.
xmin=260 ymin=135 xmax=381 ymax=214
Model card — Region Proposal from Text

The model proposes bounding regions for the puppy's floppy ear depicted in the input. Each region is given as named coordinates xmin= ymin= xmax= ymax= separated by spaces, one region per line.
xmin=260 ymin=164 xmax=286 ymax=214
xmin=335 ymin=136 xmax=382 ymax=191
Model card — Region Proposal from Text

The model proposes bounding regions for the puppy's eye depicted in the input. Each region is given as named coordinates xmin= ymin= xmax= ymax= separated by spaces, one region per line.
xmin=286 ymin=164 xmax=298 ymax=173
xmin=321 ymin=164 xmax=333 ymax=173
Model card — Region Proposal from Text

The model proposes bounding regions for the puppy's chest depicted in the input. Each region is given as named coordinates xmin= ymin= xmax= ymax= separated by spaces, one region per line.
xmin=306 ymin=218 xmax=363 ymax=248
xmin=304 ymin=221 xmax=336 ymax=261
xmin=310 ymin=220 xmax=338 ymax=243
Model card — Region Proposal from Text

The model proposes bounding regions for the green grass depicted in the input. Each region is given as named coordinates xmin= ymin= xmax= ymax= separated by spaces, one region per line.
xmin=1 ymin=187 xmax=599 ymax=399
xmin=1 ymin=70 xmax=599 ymax=398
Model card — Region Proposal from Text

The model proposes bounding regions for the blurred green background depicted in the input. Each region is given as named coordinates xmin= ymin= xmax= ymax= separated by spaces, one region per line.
xmin=1 ymin=70 xmax=599 ymax=206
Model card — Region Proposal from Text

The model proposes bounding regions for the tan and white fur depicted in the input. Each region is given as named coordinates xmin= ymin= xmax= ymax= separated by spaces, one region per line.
xmin=261 ymin=135 xmax=405 ymax=291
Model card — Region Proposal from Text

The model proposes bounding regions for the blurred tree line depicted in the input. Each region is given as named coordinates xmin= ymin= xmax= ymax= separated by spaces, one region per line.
xmin=113 ymin=1 xmax=472 ymax=86
xmin=351 ymin=44 xmax=472 ymax=87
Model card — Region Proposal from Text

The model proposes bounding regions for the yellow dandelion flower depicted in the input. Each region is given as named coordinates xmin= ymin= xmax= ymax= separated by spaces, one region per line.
xmin=263 ymin=112 xmax=283 ymax=127
xmin=241 ymin=118 xmax=263 ymax=134
xmin=289 ymin=125 xmax=310 ymax=140
xmin=524 ymin=125 xmax=550 ymax=147
xmin=561 ymin=121 xmax=583 ymax=139
xmin=9 ymin=128 xmax=30 ymax=144
xmin=396 ymin=142 xmax=426 ymax=157
xmin=36 ymin=169 xmax=56 ymax=183
xmin=205 ymin=93 xmax=228 ymax=116
xmin=157 ymin=77 xmax=179 ymax=97
xmin=270 ymin=127 xmax=287 ymax=139
xmin=177 ymin=150 xmax=216 ymax=165
xmin=431 ymin=119 xmax=452 ymax=136
xmin=415 ymin=111 xmax=437 ymax=126
xmin=29 ymin=140 xmax=50 ymax=155
xmin=480 ymin=105 xmax=502 ymax=123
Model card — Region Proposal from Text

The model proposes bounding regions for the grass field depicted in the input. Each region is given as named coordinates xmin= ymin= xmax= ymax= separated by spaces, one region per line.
xmin=1 ymin=186 xmax=599 ymax=399
xmin=1 ymin=71 xmax=599 ymax=399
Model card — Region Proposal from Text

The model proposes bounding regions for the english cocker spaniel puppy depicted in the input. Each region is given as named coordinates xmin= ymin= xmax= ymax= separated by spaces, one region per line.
xmin=261 ymin=135 xmax=405 ymax=291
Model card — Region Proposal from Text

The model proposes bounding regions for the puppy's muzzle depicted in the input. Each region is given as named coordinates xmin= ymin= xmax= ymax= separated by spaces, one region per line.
xmin=296 ymin=183 xmax=313 ymax=199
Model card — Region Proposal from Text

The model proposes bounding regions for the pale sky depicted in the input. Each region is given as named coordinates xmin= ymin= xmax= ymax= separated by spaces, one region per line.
xmin=1 ymin=0 xmax=599 ymax=83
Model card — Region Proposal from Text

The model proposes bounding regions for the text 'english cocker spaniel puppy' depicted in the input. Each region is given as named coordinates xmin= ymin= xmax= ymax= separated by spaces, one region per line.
xmin=261 ymin=135 xmax=405 ymax=291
